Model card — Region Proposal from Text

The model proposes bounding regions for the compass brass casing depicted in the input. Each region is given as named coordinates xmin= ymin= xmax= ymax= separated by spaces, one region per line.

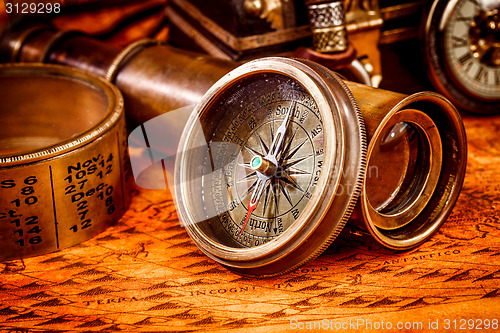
xmin=174 ymin=58 xmax=367 ymax=276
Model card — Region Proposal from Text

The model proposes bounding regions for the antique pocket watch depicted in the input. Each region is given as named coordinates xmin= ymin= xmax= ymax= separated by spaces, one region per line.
xmin=423 ymin=0 xmax=500 ymax=113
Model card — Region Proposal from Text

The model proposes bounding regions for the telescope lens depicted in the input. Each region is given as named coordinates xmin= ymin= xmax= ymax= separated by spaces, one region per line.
xmin=364 ymin=110 xmax=443 ymax=231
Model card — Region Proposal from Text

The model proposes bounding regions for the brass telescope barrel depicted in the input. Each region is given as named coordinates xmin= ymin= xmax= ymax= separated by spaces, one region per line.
xmin=0 ymin=24 xmax=237 ymax=125
xmin=345 ymin=80 xmax=466 ymax=249
xmin=0 ymin=24 xmax=466 ymax=251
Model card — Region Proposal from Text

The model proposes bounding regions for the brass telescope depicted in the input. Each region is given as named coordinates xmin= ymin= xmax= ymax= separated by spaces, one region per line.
xmin=0 ymin=23 xmax=466 ymax=264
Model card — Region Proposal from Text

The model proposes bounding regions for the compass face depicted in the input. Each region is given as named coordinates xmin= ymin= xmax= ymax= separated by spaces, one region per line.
xmin=424 ymin=0 xmax=500 ymax=113
xmin=208 ymin=73 xmax=323 ymax=247
xmin=178 ymin=72 xmax=325 ymax=248
xmin=174 ymin=58 xmax=366 ymax=275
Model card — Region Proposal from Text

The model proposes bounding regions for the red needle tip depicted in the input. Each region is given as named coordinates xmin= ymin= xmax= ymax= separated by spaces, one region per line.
xmin=239 ymin=198 xmax=259 ymax=237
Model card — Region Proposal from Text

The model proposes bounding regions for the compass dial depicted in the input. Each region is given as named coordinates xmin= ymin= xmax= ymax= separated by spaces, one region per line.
xmin=424 ymin=0 xmax=500 ymax=114
xmin=210 ymin=75 xmax=323 ymax=247
xmin=174 ymin=58 xmax=366 ymax=276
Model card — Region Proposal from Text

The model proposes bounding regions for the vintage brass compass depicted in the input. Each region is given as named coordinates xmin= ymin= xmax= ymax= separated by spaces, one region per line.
xmin=174 ymin=58 xmax=366 ymax=276
xmin=423 ymin=0 xmax=500 ymax=113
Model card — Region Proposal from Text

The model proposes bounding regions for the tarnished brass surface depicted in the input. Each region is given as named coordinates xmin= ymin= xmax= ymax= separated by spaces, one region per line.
xmin=114 ymin=44 xmax=237 ymax=124
xmin=0 ymin=64 xmax=130 ymax=260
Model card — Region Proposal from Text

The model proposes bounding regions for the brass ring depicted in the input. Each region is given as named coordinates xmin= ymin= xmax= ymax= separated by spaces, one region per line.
xmin=0 ymin=64 xmax=131 ymax=260
xmin=359 ymin=92 xmax=466 ymax=250
xmin=105 ymin=38 xmax=162 ymax=82
xmin=7 ymin=24 xmax=52 ymax=63
xmin=364 ymin=109 xmax=443 ymax=230
xmin=38 ymin=29 xmax=81 ymax=63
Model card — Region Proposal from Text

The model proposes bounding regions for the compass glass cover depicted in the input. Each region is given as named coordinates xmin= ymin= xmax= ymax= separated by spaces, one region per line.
xmin=177 ymin=72 xmax=325 ymax=249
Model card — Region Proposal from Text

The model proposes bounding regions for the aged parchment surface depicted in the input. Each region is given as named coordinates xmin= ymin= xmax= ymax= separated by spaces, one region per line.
xmin=1 ymin=113 xmax=499 ymax=332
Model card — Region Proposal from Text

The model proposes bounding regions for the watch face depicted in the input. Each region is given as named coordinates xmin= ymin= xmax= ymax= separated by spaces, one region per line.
xmin=424 ymin=0 xmax=500 ymax=113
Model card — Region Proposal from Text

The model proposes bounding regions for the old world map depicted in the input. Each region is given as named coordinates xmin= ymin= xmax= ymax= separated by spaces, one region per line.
xmin=0 ymin=114 xmax=499 ymax=332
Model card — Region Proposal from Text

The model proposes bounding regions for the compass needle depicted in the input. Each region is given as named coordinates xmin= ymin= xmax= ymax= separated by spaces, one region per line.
xmin=240 ymin=178 xmax=267 ymax=236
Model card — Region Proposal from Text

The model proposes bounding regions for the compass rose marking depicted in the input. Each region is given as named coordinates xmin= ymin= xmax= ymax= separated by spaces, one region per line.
xmin=244 ymin=145 xmax=262 ymax=157
xmin=287 ymin=167 xmax=311 ymax=176
xmin=280 ymin=170 xmax=304 ymax=193
xmin=278 ymin=180 xmax=294 ymax=207
xmin=279 ymin=127 xmax=299 ymax=162
xmin=262 ymin=181 xmax=272 ymax=215
xmin=282 ymin=153 xmax=314 ymax=170
xmin=237 ymin=171 xmax=257 ymax=183
xmin=255 ymin=131 xmax=269 ymax=155
xmin=283 ymin=138 xmax=308 ymax=162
